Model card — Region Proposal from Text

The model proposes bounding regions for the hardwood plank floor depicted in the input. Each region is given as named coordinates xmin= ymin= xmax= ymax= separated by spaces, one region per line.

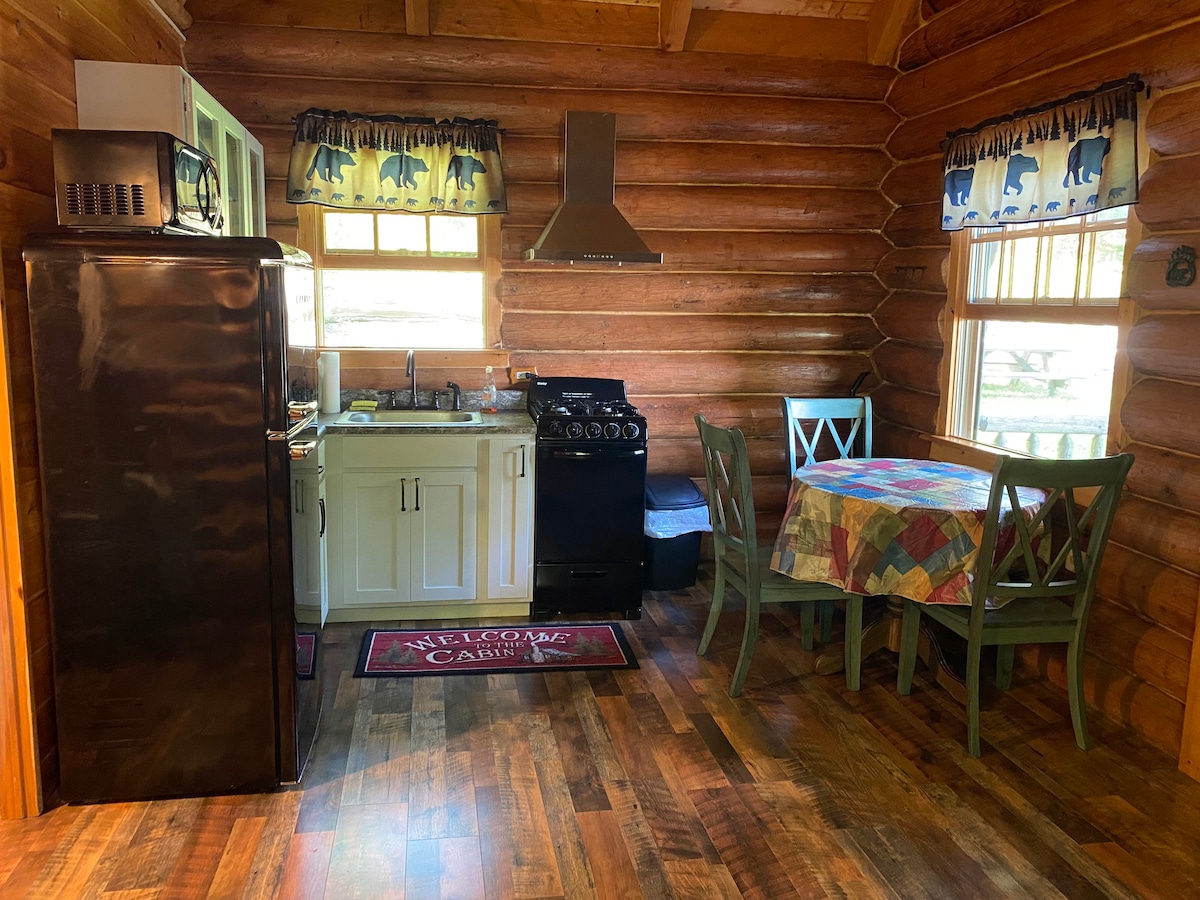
xmin=3 ymin=570 xmax=1200 ymax=899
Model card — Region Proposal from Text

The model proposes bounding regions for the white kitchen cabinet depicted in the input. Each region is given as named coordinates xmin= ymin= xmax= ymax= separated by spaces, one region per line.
xmin=341 ymin=469 xmax=477 ymax=606
xmin=481 ymin=438 xmax=533 ymax=600
xmin=74 ymin=60 xmax=267 ymax=237
xmin=291 ymin=443 xmax=328 ymax=625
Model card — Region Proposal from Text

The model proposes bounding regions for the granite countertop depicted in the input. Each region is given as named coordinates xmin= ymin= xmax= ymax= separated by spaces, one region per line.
xmin=317 ymin=408 xmax=534 ymax=436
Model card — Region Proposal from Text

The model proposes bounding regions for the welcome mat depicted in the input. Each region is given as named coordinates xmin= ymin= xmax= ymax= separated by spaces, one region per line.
xmin=354 ymin=623 xmax=638 ymax=677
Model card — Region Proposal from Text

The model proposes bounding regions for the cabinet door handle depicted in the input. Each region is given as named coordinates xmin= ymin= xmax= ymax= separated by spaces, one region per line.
xmin=318 ymin=497 xmax=326 ymax=538
xmin=519 ymin=444 xmax=526 ymax=478
xmin=414 ymin=477 xmax=421 ymax=511
xmin=401 ymin=477 xmax=407 ymax=512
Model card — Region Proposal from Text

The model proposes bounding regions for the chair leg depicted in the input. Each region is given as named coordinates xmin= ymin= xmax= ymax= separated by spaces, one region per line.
xmin=729 ymin=589 xmax=761 ymax=697
xmin=799 ymin=602 xmax=815 ymax=652
xmin=966 ymin=636 xmax=983 ymax=757
xmin=896 ymin=599 xmax=921 ymax=695
xmin=818 ymin=599 xmax=835 ymax=643
xmin=844 ymin=595 xmax=863 ymax=691
xmin=1066 ymin=638 xmax=1092 ymax=750
xmin=996 ymin=645 xmax=1015 ymax=691
xmin=697 ymin=560 xmax=727 ymax=655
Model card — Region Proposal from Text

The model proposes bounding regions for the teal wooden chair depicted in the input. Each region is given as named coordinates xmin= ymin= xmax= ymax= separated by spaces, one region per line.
xmin=695 ymin=414 xmax=864 ymax=696
xmin=897 ymin=452 xmax=1134 ymax=757
xmin=781 ymin=395 xmax=873 ymax=648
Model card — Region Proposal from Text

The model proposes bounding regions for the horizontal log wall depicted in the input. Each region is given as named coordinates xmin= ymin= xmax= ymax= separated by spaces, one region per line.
xmin=184 ymin=19 xmax=898 ymax=536
xmin=882 ymin=0 xmax=1200 ymax=766
xmin=0 ymin=0 xmax=185 ymax=814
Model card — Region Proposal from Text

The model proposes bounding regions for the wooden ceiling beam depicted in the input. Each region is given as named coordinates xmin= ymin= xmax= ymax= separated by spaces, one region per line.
xmin=660 ymin=0 xmax=693 ymax=51
xmin=406 ymin=0 xmax=431 ymax=37
xmin=866 ymin=0 xmax=918 ymax=67
xmin=153 ymin=0 xmax=192 ymax=30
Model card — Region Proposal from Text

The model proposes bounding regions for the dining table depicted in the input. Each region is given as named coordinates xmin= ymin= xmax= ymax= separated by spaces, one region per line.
xmin=770 ymin=457 xmax=1047 ymax=700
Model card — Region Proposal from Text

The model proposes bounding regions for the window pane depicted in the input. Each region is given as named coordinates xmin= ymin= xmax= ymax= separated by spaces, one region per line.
xmin=1085 ymin=228 xmax=1126 ymax=301
xmin=1000 ymin=236 xmax=1039 ymax=303
xmin=970 ymin=321 xmax=1115 ymax=459
xmin=430 ymin=215 xmax=478 ymax=257
xmin=320 ymin=269 xmax=484 ymax=349
xmin=378 ymin=215 xmax=428 ymax=254
xmin=325 ymin=213 xmax=375 ymax=251
xmin=969 ymin=241 xmax=1002 ymax=303
xmin=1042 ymin=232 xmax=1080 ymax=302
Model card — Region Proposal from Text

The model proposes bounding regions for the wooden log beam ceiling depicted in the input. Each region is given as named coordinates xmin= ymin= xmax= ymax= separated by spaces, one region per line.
xmin=866 ymin=0 xmax=918 ymax=66
xmin=660 ymin=0 xmax=694 ymax=51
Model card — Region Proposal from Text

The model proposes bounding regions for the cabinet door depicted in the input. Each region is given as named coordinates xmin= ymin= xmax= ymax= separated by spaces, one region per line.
xmin=342 ymin=472 xmax=412 ymax=607
xmin=410 ymin=470 xmax=477 ymax=602
xmin=292 ymin=470 xmax=329 ymax=624
xmin=485 ymin=439 xmax=533 ymax=599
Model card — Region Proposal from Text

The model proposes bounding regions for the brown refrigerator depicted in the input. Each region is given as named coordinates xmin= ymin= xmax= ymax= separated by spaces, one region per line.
xmin=24 ymin=231 xmax=322 ymax=803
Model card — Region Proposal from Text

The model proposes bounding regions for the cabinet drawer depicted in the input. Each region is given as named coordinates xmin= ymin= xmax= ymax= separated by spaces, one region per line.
xmin=342 ymin=435 xmax=477 ymax=469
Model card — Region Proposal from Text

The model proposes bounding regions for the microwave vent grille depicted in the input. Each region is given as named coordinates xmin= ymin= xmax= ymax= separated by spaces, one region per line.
xmin=63 ymin=182 xmax=146 ymax=218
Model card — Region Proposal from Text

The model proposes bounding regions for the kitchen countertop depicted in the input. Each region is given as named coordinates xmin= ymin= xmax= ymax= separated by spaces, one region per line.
xmin=316 ymin=409 xmax=534 ymax=436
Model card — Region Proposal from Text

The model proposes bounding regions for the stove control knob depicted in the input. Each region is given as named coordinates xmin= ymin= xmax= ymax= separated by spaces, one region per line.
xmin=584 ymin=422 xmax=602 ymax=439
xmin=546 ymin=421 xmax=564 ymax=437
xmin=566 ymin=422 xmax=584 ymax=439
xmin=603 ymin=422 xmax=621 ymax=439
xmin=622 ymin=422 xmax=641 ymax=439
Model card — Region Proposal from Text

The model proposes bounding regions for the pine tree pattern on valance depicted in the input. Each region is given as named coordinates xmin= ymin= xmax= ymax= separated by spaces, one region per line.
xmin=941 ymin=77 xmax=1141 ymax=231
xmin=287 ymin=109 xmax=506 ymax=214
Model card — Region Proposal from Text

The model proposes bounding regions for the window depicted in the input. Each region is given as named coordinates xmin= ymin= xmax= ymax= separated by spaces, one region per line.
xmin=945 ymin=208 xmax=1128 ymax=459
xmin=303 ymin=207 xmax=498 ymax=350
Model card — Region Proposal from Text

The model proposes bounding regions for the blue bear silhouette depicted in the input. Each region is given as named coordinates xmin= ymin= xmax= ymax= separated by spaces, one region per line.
xmin=406 ymin=198 xmax=418 ymax=207
xmin=944 ymin=214 xmax=954 ymax=225
xmin=1086 ymin=194 xmax=1099 ymax=208
xmin=465 ymin=199 xmax=476 ymax=209
xmin=445 ymin=156 xmax=487 ymax=190
xmin=989 ymin=210 xmax=1000 ymax=221
xmin=306 ymin=145 xmax=356 ymax=183
xmin=944 ymin=168 xmax=974 ymax=207
xmin=1003 ymin=205 xmax=1019 ymax=215
xmin=964 ymin=211 xmax=979 ymax=221
xmin=385 ymin=197 xmax=399 ymax=206
xmin=487 ymin=200 xmax=501 ymax=209
xmin=290 ymin=189 xmax=305 ymax=200
xmin=331 ymin=193 xmax=345 ymax=201
xmin=1108 ymin=186 xmax=1127 ymax=201
xmin=1046 ymin=201 xmax=1061 ymax=212
xmin=1004 ymin=154 xmax=1039 ymax=195
xmin=1063 ymin=136 xmax=1110 ymax=187
xmin=354 ymin=194 xmax=366 ymax=203
xmin=380 ymin=153 xmax=429 ymax=190
xmin=309 ymin=188 xmax=322 ymax=197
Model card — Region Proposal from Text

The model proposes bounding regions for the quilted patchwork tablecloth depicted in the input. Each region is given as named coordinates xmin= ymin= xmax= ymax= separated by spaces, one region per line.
xmin=770 ymin=458 xmax=1046 ymax=605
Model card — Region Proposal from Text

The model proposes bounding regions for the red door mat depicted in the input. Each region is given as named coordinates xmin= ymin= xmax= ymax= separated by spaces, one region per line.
xmin=354 ymin=624 xmax=638 ymax=677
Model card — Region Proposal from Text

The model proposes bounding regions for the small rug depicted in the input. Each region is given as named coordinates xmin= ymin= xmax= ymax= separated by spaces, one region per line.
xmin=354 ymin=623 xmax=638 ymax=677
xmin=296 ymin=632 xmax=317 ymax=680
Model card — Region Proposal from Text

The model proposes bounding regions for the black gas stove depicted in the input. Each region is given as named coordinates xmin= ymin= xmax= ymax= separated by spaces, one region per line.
xmin=527 ymin=377 xmax=647 ymax=620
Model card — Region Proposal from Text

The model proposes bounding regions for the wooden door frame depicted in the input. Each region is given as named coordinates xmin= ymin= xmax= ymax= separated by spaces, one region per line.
xmin=0 ymin=242 xmax=40 ymax=817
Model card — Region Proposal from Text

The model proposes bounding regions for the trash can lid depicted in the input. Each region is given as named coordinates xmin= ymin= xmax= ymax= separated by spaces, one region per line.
xmin=645 ymin=474 xmax=706 ymax=510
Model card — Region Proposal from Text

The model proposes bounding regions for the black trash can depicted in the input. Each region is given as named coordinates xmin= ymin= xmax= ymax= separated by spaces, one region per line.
xmin=644 ymin=474 xmax=709 ymax=590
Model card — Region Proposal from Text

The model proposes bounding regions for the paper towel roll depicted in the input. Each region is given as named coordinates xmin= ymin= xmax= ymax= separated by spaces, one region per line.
xmin=319 ymin=351 xmax=341 ymax=413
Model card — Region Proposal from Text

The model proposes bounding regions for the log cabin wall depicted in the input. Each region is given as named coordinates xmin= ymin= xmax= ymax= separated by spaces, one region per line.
xmin=0 ymin=0 xmax=185 ymax=813
xmin=879 ymin=0 xmax=1200 ymax=763
xmin=181 ymin=14 xmax=898 ymax=538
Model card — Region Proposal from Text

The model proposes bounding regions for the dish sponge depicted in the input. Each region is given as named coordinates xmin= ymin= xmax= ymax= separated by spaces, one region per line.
xmin=348 ymin=399 xmax=378 ymax=411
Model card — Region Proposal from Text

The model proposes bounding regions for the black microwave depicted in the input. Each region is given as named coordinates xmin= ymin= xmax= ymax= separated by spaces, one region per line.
xmin=51 ymin=129 xmax=223 ymax=236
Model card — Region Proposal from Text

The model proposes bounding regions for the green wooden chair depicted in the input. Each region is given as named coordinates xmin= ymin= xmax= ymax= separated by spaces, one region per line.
xmin=695 ymin=414 xmax=864 ymax=696
xmin=897 ymin=452 xmax=1134 ymax=757
xmin=781 ymin=395 xmax=873 ymax=647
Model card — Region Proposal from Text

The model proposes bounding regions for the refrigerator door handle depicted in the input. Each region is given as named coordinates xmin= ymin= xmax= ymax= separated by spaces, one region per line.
xmin=288 ymin=440 xmax=318 ymax=460
xmin=288 ymin=401 xmax=319 ymax=422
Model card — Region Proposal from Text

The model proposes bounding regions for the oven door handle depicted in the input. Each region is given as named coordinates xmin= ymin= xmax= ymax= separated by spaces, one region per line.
xmin=548 ymin=448 xmax=646 ymax=459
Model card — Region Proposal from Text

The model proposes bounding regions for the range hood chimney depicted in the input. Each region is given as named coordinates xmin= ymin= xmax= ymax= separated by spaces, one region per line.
xmin=524 ymin=111 xmax=662 ymax=265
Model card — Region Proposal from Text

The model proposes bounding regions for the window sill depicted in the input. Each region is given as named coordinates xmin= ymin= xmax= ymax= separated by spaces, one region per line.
xmin=923 ymin=434 xmax=1037 ymax=470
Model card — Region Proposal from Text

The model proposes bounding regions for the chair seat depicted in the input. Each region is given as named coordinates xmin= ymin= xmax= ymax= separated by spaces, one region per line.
xmin=919 ymin=595 xmax=1076 ymax=635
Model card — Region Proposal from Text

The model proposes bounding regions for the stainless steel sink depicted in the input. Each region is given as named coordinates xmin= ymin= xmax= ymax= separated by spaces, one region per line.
xmin=335 ymin=409 xmax=484 ymax=426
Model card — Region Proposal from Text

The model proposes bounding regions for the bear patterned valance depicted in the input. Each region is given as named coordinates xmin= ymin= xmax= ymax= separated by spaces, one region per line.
xmin=287 ymin=109 xmax=506 ymax=214
xmin=941 ymin=77 xmax=1142 ymax=231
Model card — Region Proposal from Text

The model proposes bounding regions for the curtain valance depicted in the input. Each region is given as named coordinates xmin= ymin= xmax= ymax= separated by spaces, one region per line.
xmin=287 ymin=109 xmax=507 ymax=214
xmin=941 ymin=77 xmax=1141 ymax=231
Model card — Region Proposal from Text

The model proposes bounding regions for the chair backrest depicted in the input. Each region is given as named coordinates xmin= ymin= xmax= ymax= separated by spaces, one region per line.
xmin=695 ymin=414 xmax=760 ymax=566
xmin=782 ymin=395 xmax=873 ymax=475
xmin=973 ymin=453 xmax=1135 ymax=621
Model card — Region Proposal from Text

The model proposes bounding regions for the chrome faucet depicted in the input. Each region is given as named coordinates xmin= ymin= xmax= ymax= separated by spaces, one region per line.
xmin=445 ymin=381 xmax=462 ymax=411
xmin=405 ymin=350 xmax=417 ymax=409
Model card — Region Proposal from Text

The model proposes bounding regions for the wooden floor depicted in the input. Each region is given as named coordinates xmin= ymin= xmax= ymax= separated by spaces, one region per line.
xmin=3 ymin=573 xmax=1200 ymax=899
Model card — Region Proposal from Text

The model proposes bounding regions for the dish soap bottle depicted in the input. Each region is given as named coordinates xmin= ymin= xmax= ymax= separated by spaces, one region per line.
xmin=481 ymin=366 xmax=497 ymax=413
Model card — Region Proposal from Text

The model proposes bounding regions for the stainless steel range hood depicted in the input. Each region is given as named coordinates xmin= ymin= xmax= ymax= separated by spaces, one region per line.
xmin=524 ymin=111 xmax=663 ymax=265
